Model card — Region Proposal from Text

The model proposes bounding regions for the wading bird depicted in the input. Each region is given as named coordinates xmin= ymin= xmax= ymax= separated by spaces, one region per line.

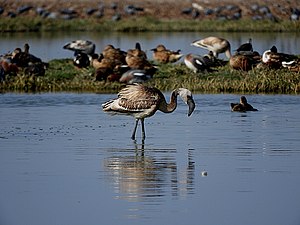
xmin=191 ymin=36 xmax=232 ymax=59
xmin=102 ymin=84 xmax=196 ymax=140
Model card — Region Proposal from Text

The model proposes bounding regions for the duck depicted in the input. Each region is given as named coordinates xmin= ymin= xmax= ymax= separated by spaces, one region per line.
xmin=73 ymin=52 xmax=91 ymax=68
xmin=93 ymin=56 xmax=118 ymax=81
xmin=63 ymin=40 xmax=96 ymax=55
xmin=282 ymin=59 xmax=300 ymax=72
xmin=126 ymin=42 xmax=147 ymax=60
xmin=11 ymin=43 xmax=42 ymax=67
xmin=184 ymin=53 xmax=216 ymax=73
xmin=0 ymin=60 xmax=19 ymax=81
xmin=261 ymin=46 xmax=298 ymax=69
xmin=231 ymin=96 xmax=258 ymax=112
xmin=151 ymin=44 xmax=183 ymax=63
xmin=119 ymin=69 xmax=152 ymax=84
xmin=191 ymin=36 xmax=232 ymax=59
xmin=229 ymin=51 xmax=261 ymax=71
xmin=125 ymin=43 xmax=157 ymax=75
xmin=101 ymin=44 xmax=126 ymax=65
xmin=235 ymin=38 xmax=253 ymax=53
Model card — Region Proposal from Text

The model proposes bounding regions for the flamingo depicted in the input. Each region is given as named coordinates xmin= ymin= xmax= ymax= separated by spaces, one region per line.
xmin=102 ymin=84 xmax=196 ymax=140
xmin=191 ymin=36 xmax=232 ymax=59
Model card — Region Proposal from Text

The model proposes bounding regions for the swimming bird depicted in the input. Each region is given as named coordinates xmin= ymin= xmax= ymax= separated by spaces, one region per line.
xmin=191 ymin=36 xmax=232 ymax=59
xmin=63 ymin=40 xmax=96 ymax=55
xmin=151 ymin=44 xmax=183 ymax=63
xmin=184 ymin=53 xmax=216 ymax=73
xmin=231 ymin=96 xmax=258 ymax=112
xmin=235 ymin=38 xmax=253 ymax=53
xmin=102 ymin=83 xmax=196 ymax=140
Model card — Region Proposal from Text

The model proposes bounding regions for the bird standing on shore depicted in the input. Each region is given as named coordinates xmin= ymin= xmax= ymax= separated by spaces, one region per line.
xmin=102 ymin=84 xmax=196 ymax=140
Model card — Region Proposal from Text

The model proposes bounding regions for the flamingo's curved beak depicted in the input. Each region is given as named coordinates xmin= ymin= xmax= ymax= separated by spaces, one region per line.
xmin=187 ymin=96 xmax=195 ymax=117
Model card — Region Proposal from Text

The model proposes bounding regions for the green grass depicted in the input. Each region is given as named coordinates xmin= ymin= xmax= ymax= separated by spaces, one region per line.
xmin=1 ymin=59 xmax=299 ymax=94
xmin=1 ymin=17 xmax=300 ymax=32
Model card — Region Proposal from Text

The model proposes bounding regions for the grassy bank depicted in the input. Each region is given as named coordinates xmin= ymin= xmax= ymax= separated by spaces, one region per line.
xmin=1 ymin=17 xmax=300 ymax=32
xmin=1 ymin=59 xmax=299 ymax=94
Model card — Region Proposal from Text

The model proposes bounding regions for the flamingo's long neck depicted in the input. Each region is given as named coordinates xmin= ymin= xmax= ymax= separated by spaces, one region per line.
xmin=160 ymin=90 xmax=178 ymax=113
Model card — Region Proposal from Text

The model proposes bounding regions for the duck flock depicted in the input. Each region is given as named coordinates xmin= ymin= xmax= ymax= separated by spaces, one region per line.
xmin=0 ymin=36 xmax=300 ymax=84
xmin=1 ymin=36 xmax=300 ymax=84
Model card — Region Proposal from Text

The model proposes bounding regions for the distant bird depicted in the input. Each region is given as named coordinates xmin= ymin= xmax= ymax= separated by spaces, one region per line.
xmin=63 ymin=40 xmax=96 ymax=55
xmin=151 ymin=44 xmax=183 ymax=63
xmin=235 ymin=38 xmax=253 ymax=53
xmin=191 ymin=36 xmax=232 ymax=59
xmin=184 ymin=53 xmax=216 ymax=73
xmin=229 ymin=51 xmax=261 ymax=71
xmin=11 ymin=43 xmax=42 ymax=67
xmin=102 ymin=84 xmax=196 ymax=140
xmin=126 ymin=42 xmax=147 ymax=60
xmin=262 ymin=46 xmax=298 ymax=69
xmin=0 ymin=60 xmax=19 ymax=81
xmin=73 ymin=53 xmax=90 ymax=68
xmin=119 ymin=69 xmax=152 ymax=84
xmin=231 ymin=96 xmax=258 ymax=112
xmin=282 ymin=59 xmax=300 ymax=72
xmin=125 ymin=43 xmax=157 ymax=74
xmin=101 ymin=44 xmax=126 ymax=65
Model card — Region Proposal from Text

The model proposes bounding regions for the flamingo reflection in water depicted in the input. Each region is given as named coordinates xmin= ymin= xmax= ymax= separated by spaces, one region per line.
xmin=102 ymin=84 xmax=196 ymax=140
xmin=103 ymin=142 xmax=196 ymax=202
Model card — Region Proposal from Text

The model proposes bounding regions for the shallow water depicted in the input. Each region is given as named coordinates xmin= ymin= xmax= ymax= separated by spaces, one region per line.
xmin=1 ymin=31 xmax=300 ymax=61
xmin=0 ymin=93 xmax=300 ymax=225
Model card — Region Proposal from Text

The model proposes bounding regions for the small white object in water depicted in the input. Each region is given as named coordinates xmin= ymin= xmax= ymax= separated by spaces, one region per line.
xmin=201 ymin=171 xmax=208 ymax=176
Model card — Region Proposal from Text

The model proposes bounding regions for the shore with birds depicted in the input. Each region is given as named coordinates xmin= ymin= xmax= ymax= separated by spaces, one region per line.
xmin=0 ymin=0 xmax=300 ymax=94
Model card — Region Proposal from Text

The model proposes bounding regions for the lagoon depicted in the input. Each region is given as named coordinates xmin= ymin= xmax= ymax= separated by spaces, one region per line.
xmin=0 ymin=93 xmax=300 ymax=225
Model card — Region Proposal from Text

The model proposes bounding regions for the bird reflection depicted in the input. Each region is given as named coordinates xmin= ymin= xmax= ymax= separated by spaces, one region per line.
xmin=103 ymin=142 xmax=195 ymax=202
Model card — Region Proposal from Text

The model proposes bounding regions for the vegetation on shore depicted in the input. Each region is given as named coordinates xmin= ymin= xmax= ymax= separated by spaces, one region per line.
xmin=1 ymin=17 xmax=300 ymax=33
xmin=1 ymin=59 xmax=299 ymax=94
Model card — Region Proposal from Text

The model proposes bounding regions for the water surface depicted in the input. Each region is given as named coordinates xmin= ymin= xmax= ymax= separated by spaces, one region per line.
xmin=0 ymin=93 xmax=300 ymax=225
xmin=1 ymin=31 xmax=300 ymax=61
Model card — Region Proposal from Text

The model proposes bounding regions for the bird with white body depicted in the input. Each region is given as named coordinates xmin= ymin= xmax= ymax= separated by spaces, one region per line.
xmin=102 ymin=84 xmax=196 ymax=140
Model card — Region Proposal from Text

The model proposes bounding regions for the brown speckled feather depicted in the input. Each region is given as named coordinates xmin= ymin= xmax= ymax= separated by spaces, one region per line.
xmin=117 ymin=84 xmax=163 ymax=111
